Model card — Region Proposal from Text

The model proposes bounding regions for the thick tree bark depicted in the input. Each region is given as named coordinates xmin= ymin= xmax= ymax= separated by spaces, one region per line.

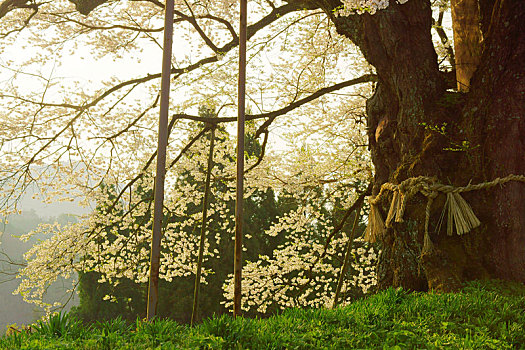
xmin=465 ymin=0 xmax=525 ymax=282
xmin=450 ymin=0 xmax=483 ymax=91
xmin=312 ymin=0 xmax=525 ymax=291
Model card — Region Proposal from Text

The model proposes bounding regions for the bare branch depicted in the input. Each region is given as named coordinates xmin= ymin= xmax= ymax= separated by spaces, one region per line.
xmin=432 ymin=9 xmax=455 ymax=68
xmin=0 ymin=0 xmax=40 ymax=37
xmin=246 ymin=129 xmax=269 ymax=173
xmin=0 ymin=0 xmax=32 ymax=19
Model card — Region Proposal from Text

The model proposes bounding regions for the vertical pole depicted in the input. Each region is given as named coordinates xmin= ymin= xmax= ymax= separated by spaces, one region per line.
xmin=191 ymin=127 xmax=215 ymax=326
xmin=332 ymin=200 xmax=363 ymax=308
xmin=450 ymin=0 xmax=482 ymax=92
xmin=234 ymin=0 xmax=247 ymax=318
xmin=146 ymin=0 xmax=175 ymax=321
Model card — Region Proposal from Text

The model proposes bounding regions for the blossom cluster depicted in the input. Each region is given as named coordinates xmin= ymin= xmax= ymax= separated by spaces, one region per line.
xmin=222 ymin=204 xmax=379 ymax=313
xmin=336 ymin=0 xmax=410 ymax=16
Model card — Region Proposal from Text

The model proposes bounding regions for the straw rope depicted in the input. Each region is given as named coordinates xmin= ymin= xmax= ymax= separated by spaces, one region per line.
xmin=365 ymin=174 xmax=525 ymax=253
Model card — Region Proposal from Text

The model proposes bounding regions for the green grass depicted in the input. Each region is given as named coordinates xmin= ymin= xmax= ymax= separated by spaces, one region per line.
xmin=2 ymin=280 xmax=524 ymax=349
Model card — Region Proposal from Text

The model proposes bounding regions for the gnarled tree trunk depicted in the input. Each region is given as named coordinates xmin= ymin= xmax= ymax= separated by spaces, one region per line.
xmin=309 ymin=0 xmax=525 ymax=291
xmin=450 ymin=0 xmax=483 ymax=91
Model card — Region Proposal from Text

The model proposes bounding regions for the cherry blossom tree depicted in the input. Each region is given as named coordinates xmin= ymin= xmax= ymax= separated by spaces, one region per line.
xmin=315 ymin=0 xmax=524 ymax=290
xmin=0 ymin=0 xmax=377 ymax=313
xmin=2 ymin=0 xmax=522 ymax=315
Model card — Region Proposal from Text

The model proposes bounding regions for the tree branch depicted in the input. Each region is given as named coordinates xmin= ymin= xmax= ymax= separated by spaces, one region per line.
xmin=432 ymin=9 xmax=455 ymax=68
xmin=159 ymin=74 xmax=377 ymax=131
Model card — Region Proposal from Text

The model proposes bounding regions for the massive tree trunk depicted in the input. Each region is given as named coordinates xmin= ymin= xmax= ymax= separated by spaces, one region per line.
xmin=450 ymin=0 xmax=483 ymax=92
xmin=311 ymin=0 xmax=525 ymax=291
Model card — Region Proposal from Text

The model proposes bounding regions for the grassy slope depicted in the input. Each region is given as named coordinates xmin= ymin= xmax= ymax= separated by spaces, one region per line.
xmin=2 ymin=280 xmax=524 ymax=349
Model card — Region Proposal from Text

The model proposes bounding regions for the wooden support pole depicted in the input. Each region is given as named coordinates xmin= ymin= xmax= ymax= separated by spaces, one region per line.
xmin=146 ymin=0 xmax=174 ymax=321
xmin=332 ymin=199 xmax=363 ymax=308
xmin=191 ymin=127 xmax=215 ymax=326
xmin=234 ymin=0 xmax=247 ymax=318
xmin=450 ymin=0 xmax=482 ymax=92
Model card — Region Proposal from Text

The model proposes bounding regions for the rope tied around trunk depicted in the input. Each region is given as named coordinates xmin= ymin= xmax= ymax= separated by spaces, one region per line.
xmin=364 ymin=174 xmax=525 ymax=254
